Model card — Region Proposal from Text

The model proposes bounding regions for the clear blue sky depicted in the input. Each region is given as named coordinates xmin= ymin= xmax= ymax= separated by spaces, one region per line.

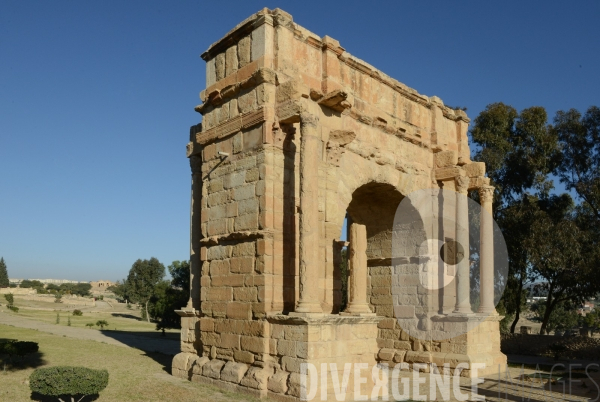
xmin=1 ymin=1 xmax=598 ymax=282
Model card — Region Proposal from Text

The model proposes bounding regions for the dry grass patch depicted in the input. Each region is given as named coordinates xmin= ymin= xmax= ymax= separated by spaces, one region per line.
xmin=0 ymin=325 xmax=258 ymax=402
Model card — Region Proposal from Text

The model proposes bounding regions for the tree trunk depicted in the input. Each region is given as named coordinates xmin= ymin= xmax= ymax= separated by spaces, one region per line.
xmin=540 ymin=295 xmax=554 ymax=335
xmin=145 ymin=300 xmax=150 ymax=323
xmin=510 ymin=274 xmax=524 ymax=333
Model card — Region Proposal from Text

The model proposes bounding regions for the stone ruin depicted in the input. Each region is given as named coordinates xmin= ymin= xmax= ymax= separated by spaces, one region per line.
xmin=172 ymin=8 xmax=506 ymax=400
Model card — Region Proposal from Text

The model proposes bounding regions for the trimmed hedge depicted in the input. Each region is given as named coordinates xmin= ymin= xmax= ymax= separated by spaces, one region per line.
xmin=29 ymin=366 xmax=109 ymax=398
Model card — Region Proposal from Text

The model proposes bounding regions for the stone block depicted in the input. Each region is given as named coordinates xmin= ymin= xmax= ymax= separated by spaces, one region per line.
xmin=226 ymin=302 xmax=252 ymax=320
xmin=234 ymin=349 xmax=255 ymax=364
xmin=215 ymin=53 xmax=225 ymax=81
xmin=378 ymin=348 xmax=395 ymax=361
xmin=206 ymin=287 xmax=232 ymax=301
xmin=240 ymin=365 xmax=273 ymax=390
xmin=276 ymin=339 xmax=296 ymax=357
xmin=220 ymin=333 xmax=240 ymax=349
xmin=267 ymin=370 xmax=289 ymax=394
xmin=393 ymin=305 xmax=415 ymax=318
xmin=241 ymin=335 xmax=269 ymax=353
xmin=225 ymin=45 xmax=238 ymax=77
xmin=220 ymin=361 xmax=248 ymax=384
xmin=237 ymin=35 xmax=251 ymax=68
xmin=230 ymin=256 xmax=254 ymax=273
xmin=233 ymin=287 xmax=258 ymax=302
xmin=463 ymin=162 xmax=485 ymax=177
xmin=232 ymin=241 xmax=256 ymax=257
xmin=202 ymin=358 xmax=225 ymax=379
xmin=189 ymin=355 xmax=210 ymax=375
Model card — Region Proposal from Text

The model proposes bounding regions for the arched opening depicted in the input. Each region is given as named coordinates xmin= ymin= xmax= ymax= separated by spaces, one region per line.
xmin=334 ymin=182 xmax=405 ymax=314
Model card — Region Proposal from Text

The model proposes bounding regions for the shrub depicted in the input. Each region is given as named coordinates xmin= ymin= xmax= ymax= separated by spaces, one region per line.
xmin=85 ymin=323 xmax=94 ymax=329
xmin=29 ymin=366 xmax=109 ymax=401
xmin=4 ymin=293 xmax=14 ymax=306
xmin=54 ymin=293 xmax=63 ymax=303
xmin=55 ymin=313 xmax=60 ymax=325
xmin=72 ymin=309 xmax=83 ymax=316
xmin=7 ymin=305 xmax=18 ymax=313
xmin=67 ymin=317 xmax=71 ymax=326
xmin=95 ymin=320 xmax=108 ymax=330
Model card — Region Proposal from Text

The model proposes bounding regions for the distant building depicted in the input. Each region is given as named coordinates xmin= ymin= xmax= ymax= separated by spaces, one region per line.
xmin=90 ymin=280 xmax=115 ymax=291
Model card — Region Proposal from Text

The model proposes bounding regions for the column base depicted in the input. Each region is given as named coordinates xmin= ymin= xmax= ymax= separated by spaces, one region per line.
xmin=343 ymin=303 xmax=374 ymax=316
xmin=293 ymin=301 xmax=323 ymax=315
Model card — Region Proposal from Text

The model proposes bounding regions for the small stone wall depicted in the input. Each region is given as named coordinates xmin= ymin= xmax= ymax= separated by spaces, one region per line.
xmin=501 ymin=333 xmax=600 ymax=360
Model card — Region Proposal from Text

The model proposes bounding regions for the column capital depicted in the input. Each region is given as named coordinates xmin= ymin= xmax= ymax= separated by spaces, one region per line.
xmin=478 ymin=185 xmax=495 ymax=203
xmin=455 ymin=175 xmax=470 ymax=195
xmin=190 ymin=155 xmax=202 ymax=175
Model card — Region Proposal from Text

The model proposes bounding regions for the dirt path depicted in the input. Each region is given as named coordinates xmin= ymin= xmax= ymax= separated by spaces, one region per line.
xmin=0 ymin=311 xmax=179 ymax=355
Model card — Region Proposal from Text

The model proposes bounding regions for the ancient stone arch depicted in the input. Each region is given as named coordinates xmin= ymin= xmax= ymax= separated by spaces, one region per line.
xmin=172 ymin=8 xmax=506 ymax=400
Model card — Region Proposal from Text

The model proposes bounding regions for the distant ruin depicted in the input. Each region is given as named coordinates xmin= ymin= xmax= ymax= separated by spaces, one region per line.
xmin=172 ymin=8 xmax=506 ymax=400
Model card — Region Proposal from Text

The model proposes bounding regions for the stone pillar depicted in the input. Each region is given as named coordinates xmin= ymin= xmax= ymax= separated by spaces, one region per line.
xmin=344 ymin=223 xmax=373 ymax=315
xmin=440 ymin=180 xmax=456 ymax=314
xmin=454 ymin=175 xmax=471 ymax=314
xmin=294 ymin=113 xmax=323 ymax=314
xmin=478 ymin=185 xmax=497 ymax=314
xmin=188 ymin=155 xmax=202 ymax=310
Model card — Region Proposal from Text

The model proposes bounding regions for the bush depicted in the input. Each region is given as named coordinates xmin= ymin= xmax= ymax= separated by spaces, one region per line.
xmin=7 ymin=305 xmax=18 ymax=313
xmin=72 ymin=309 xmax=83 ymax=316
xmin=85 ymin=323 xmax=94 ymax=328
xmin=29 ymin=366 xmax=109 ymax=400
xmin=54 ymin=293 xmax=63 ymax=303
xmin=4 ymin=293 xmax=14 ymax=306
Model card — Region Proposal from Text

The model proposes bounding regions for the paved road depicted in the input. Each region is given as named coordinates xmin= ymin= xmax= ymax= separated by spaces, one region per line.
xmin=0 ymin=311 xmax=179 ymax=355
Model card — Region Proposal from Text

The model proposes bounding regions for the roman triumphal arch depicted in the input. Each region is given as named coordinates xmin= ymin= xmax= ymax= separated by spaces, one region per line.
xmin=172 ymin=8 xmax=506 ymax=400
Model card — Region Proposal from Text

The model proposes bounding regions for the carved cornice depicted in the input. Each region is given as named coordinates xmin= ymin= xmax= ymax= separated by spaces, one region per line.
xmin=195 ymin=68 xmax=277 ymax=114
xmin=195 ymin=107 xmax=272 ymax=145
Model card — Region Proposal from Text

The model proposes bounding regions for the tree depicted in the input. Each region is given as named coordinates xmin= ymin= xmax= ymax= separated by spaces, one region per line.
xmin=125 ymin=258 xmax=165 ymax=322
xmin=470 ymin=103 xmax=561 ymax=332
xmin=0 ymin=257 xmax=9 ymax=287
xmin=4 ymin=293 xmax=14 ymax=306
xmin=525 ymin=199 xmax=599 ymax=334
xmin=95 ymin=320 xmax=108 ymax=329
xmin=531 ymin=300 xmax=579 ymax=333
xmin=150 ymin=260 xmax=190 ymax=332
xmin=554 ymin=106 xmax=600 ymax=222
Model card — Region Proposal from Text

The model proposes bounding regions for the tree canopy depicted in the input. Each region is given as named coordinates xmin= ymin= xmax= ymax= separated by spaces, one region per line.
xmin=0 ymin=257 xmax=9 ymax=287
xmin=125 ymin=258 xmax=165 ymax=322
xmin=470 ymin=103 xmax=600 ymax=334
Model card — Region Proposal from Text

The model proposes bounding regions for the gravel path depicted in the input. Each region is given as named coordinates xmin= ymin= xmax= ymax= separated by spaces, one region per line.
xmin=0 ymin=311 xmax=179 ymax=355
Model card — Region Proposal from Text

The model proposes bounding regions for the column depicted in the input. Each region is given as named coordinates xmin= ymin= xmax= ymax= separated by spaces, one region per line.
xmin=294 ymin=113 xmax=323 ymax=314
xmin=454 ymin=175 xmax=471 ymax=314
xmin=478 ymin=185 xmax=497 ymax=314
xmin=344 ymin=223 xmax=372 ymax=315
xmin=440 ymin=180 xmax=456 ymax=314
xmin=187 ymin=155 xmax=202 ymax=310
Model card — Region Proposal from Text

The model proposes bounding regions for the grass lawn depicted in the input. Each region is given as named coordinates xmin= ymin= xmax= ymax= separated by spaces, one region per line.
xmin=0 ymin=324 xmax=258 ymax=402
xmin=5 ymin=298 xmax=180 ymax=340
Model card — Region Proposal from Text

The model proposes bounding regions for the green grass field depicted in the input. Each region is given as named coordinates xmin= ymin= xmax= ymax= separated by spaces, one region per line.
xmin=0 ymin=324 xmax=257 ymax=402
xmin=5 ymin=296 xmax=180 ymax=340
